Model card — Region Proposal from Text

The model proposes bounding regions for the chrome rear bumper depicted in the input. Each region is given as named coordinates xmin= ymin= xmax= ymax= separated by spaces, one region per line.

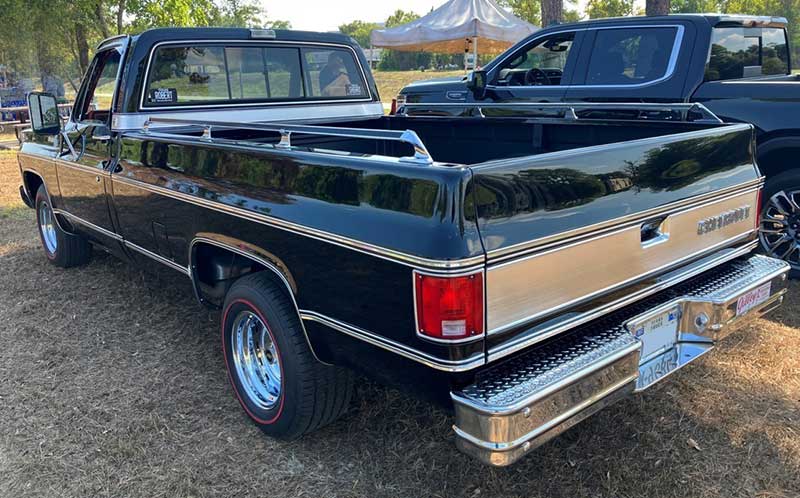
xmin=451 ymin=254 xmax=789 ymax=466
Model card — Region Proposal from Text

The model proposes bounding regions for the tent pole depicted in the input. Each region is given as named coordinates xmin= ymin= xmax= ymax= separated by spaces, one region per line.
xmin=473 ymin=36 xmax=478 ymax=71
xmin=464 ymin=39 xmax=469 ymax=73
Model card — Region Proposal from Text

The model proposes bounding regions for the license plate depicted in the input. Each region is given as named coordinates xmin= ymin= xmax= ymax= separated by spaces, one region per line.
xmin=632 ymin=307 xmax=679 ymax=361
xmin=736 ymin=282 xmax=771 ymax=316
xmin=637 ymin=347 xmax=679 ymax=390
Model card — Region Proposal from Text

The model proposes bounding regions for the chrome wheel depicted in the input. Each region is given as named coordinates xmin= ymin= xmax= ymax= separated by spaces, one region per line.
xmin=759 ymin=189 xmax=800 ymax=270
xmin=38 ymin=200 xmax=58 ymax=255
xmin=230 ymin=310 xmax=282 ymax=410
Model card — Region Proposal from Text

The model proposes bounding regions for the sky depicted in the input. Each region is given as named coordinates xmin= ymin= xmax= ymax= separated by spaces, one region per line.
xmin=263 ymin=0 xmax=597 ymax=33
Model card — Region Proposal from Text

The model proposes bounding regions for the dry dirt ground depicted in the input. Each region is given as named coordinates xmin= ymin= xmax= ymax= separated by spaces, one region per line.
xmin=0 ymin=150 xmax=798 ymax=498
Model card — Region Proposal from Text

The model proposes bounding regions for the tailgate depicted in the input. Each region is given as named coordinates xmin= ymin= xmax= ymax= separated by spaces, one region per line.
xmin=469 ymin=123 xmax=761 ymax=336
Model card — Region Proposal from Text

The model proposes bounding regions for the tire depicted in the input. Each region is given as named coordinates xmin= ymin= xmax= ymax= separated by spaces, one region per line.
xmin=759 ymin=170 xmax=800 ymax=278
xmin=34 ymin=185 xmax=92 ymax=268
xmin=221 ymin=272 xmax=353 ymax=440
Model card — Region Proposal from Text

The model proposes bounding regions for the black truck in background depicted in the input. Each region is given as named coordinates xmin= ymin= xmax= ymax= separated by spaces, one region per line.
xmin=397 ymin=14 xmax=800 ymax=274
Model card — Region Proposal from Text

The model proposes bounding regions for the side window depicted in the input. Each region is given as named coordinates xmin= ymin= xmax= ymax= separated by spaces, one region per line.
xmin=584 ymin=27 xmax=677 ymax=86
xmin=77 ymin=49 xmax=122 ymax=122
xmin=495 ymin=33 xmax=575 ymax=86
xmin=705 ymin=27 xmax=789 ymax=81
xmin=301 ymin=48 xmax=367 ymax=98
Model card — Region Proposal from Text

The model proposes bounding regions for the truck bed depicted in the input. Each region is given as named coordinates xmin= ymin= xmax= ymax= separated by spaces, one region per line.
xmin=206 ymin=114 xmax=720 ymax=166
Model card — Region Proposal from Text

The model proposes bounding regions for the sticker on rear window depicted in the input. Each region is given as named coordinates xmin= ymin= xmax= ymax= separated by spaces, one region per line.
xmin=150 ymin=88 xmax=177 ymax=104
xmin=346 ymin=83 xmax=363 ymax=96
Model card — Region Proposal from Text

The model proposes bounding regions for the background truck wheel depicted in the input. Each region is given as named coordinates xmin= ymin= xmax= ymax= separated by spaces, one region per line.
xmin=221 ymin=272 xmax=353 ymax=440
xmin=759 ymin=170 xmax=800 ymax=278
xmin=34 ymin=185 xmax=92 ymax=268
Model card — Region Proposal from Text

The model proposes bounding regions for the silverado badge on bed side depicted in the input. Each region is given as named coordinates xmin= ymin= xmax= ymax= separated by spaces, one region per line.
xmin=697 ymin=205 xmax=751 ymax=235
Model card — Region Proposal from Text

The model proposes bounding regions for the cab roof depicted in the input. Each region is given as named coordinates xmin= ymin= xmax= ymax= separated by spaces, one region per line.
xmin=536 ymin=13 xmax=787 ymax=32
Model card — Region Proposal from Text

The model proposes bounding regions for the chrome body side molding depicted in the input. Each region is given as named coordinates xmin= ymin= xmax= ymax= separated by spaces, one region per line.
xmin=110 ymin=175 xmax=486 ymax=271
xmin=300 ymin=310 xmax=485 ymax=372
xmin=123 ymin=240 xmax=190 ymax=276
xmin=52 ymin=209 xmax=122 ymax=242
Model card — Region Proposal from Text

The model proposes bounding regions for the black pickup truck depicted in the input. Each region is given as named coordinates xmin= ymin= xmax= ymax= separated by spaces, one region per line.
xmin=17 ymin=27 xmax=790 ymax=466
xmin=397 ymin=14 xmax=800 ymax=274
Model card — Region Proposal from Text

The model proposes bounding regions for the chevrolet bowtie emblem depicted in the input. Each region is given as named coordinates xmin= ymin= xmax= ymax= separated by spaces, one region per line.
xmin=697 ymin=205 xmax=751 ymax=235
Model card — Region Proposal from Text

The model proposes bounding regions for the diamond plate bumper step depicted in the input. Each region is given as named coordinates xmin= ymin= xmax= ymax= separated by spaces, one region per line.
xmin=451 ymin=254 xmax=790 ymax=466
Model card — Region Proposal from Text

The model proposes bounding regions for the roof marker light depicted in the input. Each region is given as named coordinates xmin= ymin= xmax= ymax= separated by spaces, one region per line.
xmin=250 ymin=29 xmax=276 ymax=39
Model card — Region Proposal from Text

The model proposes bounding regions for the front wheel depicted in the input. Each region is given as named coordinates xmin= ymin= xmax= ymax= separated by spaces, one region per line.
xmin=221 ymin=272 xmax=353 ymax=440
xmin=34 ymin=185 xmax=92 ymax=268
xmin=759 ymin=171 xmax=800 ymax=277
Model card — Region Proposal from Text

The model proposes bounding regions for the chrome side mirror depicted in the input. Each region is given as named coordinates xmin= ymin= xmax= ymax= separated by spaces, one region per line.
xmin=27 ymin=92 xmax=62 ymax=135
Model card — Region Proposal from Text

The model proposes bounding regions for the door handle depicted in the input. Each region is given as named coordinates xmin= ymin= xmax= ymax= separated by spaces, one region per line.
xmin=641 ymin=217 xmax=670 ymax=248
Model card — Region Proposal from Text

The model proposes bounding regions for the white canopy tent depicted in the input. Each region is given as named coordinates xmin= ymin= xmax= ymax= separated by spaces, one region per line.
xmin=369 ymin=0 xmax=538 ymax=68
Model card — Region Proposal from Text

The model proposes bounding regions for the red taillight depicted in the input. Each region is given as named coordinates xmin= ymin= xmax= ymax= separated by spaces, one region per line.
xmin=389 ymin=98 xmax=397 ymax=115
xmin=414 ymin=271 xmax=484 ymax=341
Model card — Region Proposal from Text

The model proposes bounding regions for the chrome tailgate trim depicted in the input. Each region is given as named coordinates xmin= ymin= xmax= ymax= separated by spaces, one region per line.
xmin=486 ymin=189 xmax=759 ymax=334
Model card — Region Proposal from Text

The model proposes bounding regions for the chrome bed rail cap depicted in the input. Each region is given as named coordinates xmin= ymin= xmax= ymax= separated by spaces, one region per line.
xmin=141 ymin=116 xmax=435 ymax=165
xmin=398 ymin=102 xmax=724 ymax=124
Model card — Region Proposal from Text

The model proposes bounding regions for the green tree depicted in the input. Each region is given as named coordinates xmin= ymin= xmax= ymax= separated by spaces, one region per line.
xmin=338 ymin=20 xmax=382 ymax=47
xmin=498 ymin=0 xmax=542 ymax=25
xmin=385 ymin=9 xmax=420 ymax=28
xmin=267 ymin=20 xmax=292 ymax=29
xmin=586 ymin=0 xmax=636 ymax=18
xmin=669 ymin=0 xmax=718 ymax=11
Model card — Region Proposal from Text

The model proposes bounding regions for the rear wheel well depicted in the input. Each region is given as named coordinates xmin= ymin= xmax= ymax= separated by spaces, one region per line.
xmin=191 ymin=242 xmax=294 ymax=308
xmin=23 ymin=171 xmax=44 ymax=200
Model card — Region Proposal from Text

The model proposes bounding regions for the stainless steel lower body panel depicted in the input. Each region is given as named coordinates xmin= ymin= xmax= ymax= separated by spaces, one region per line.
xmin=451 ymin=254 xmax=790 ymax=466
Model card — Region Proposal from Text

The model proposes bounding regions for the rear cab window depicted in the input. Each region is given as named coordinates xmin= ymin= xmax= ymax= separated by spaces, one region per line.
xmin=583 ymin=27 xmax=680 ymax=86
xmin=705 ymin=27 xmax=789 ymax=81
xmin=143 ymin=42 xmax=369 ymax=108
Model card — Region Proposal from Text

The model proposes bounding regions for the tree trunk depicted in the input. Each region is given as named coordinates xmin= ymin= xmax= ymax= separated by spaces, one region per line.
xmin=95 ymin=3 xmax=111 ymax=39
xmin=541 ymin=0 xmax=563 ymax=27
xmin=75 ymin=24 xmax=90 ymax=75
xmin=116 ymin=0 xmax=125 ymax=35
xmin=645 ymin=0 xmax=670 ymax=16
xmin=35 ymin=36 xmax=62 ymax=97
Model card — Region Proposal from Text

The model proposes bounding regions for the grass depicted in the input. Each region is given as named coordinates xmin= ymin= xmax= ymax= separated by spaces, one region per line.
xmin=373 ymin=70 xmax=464 ymax=102
xmin=0 ymin=151 xmax=798 ymax=497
